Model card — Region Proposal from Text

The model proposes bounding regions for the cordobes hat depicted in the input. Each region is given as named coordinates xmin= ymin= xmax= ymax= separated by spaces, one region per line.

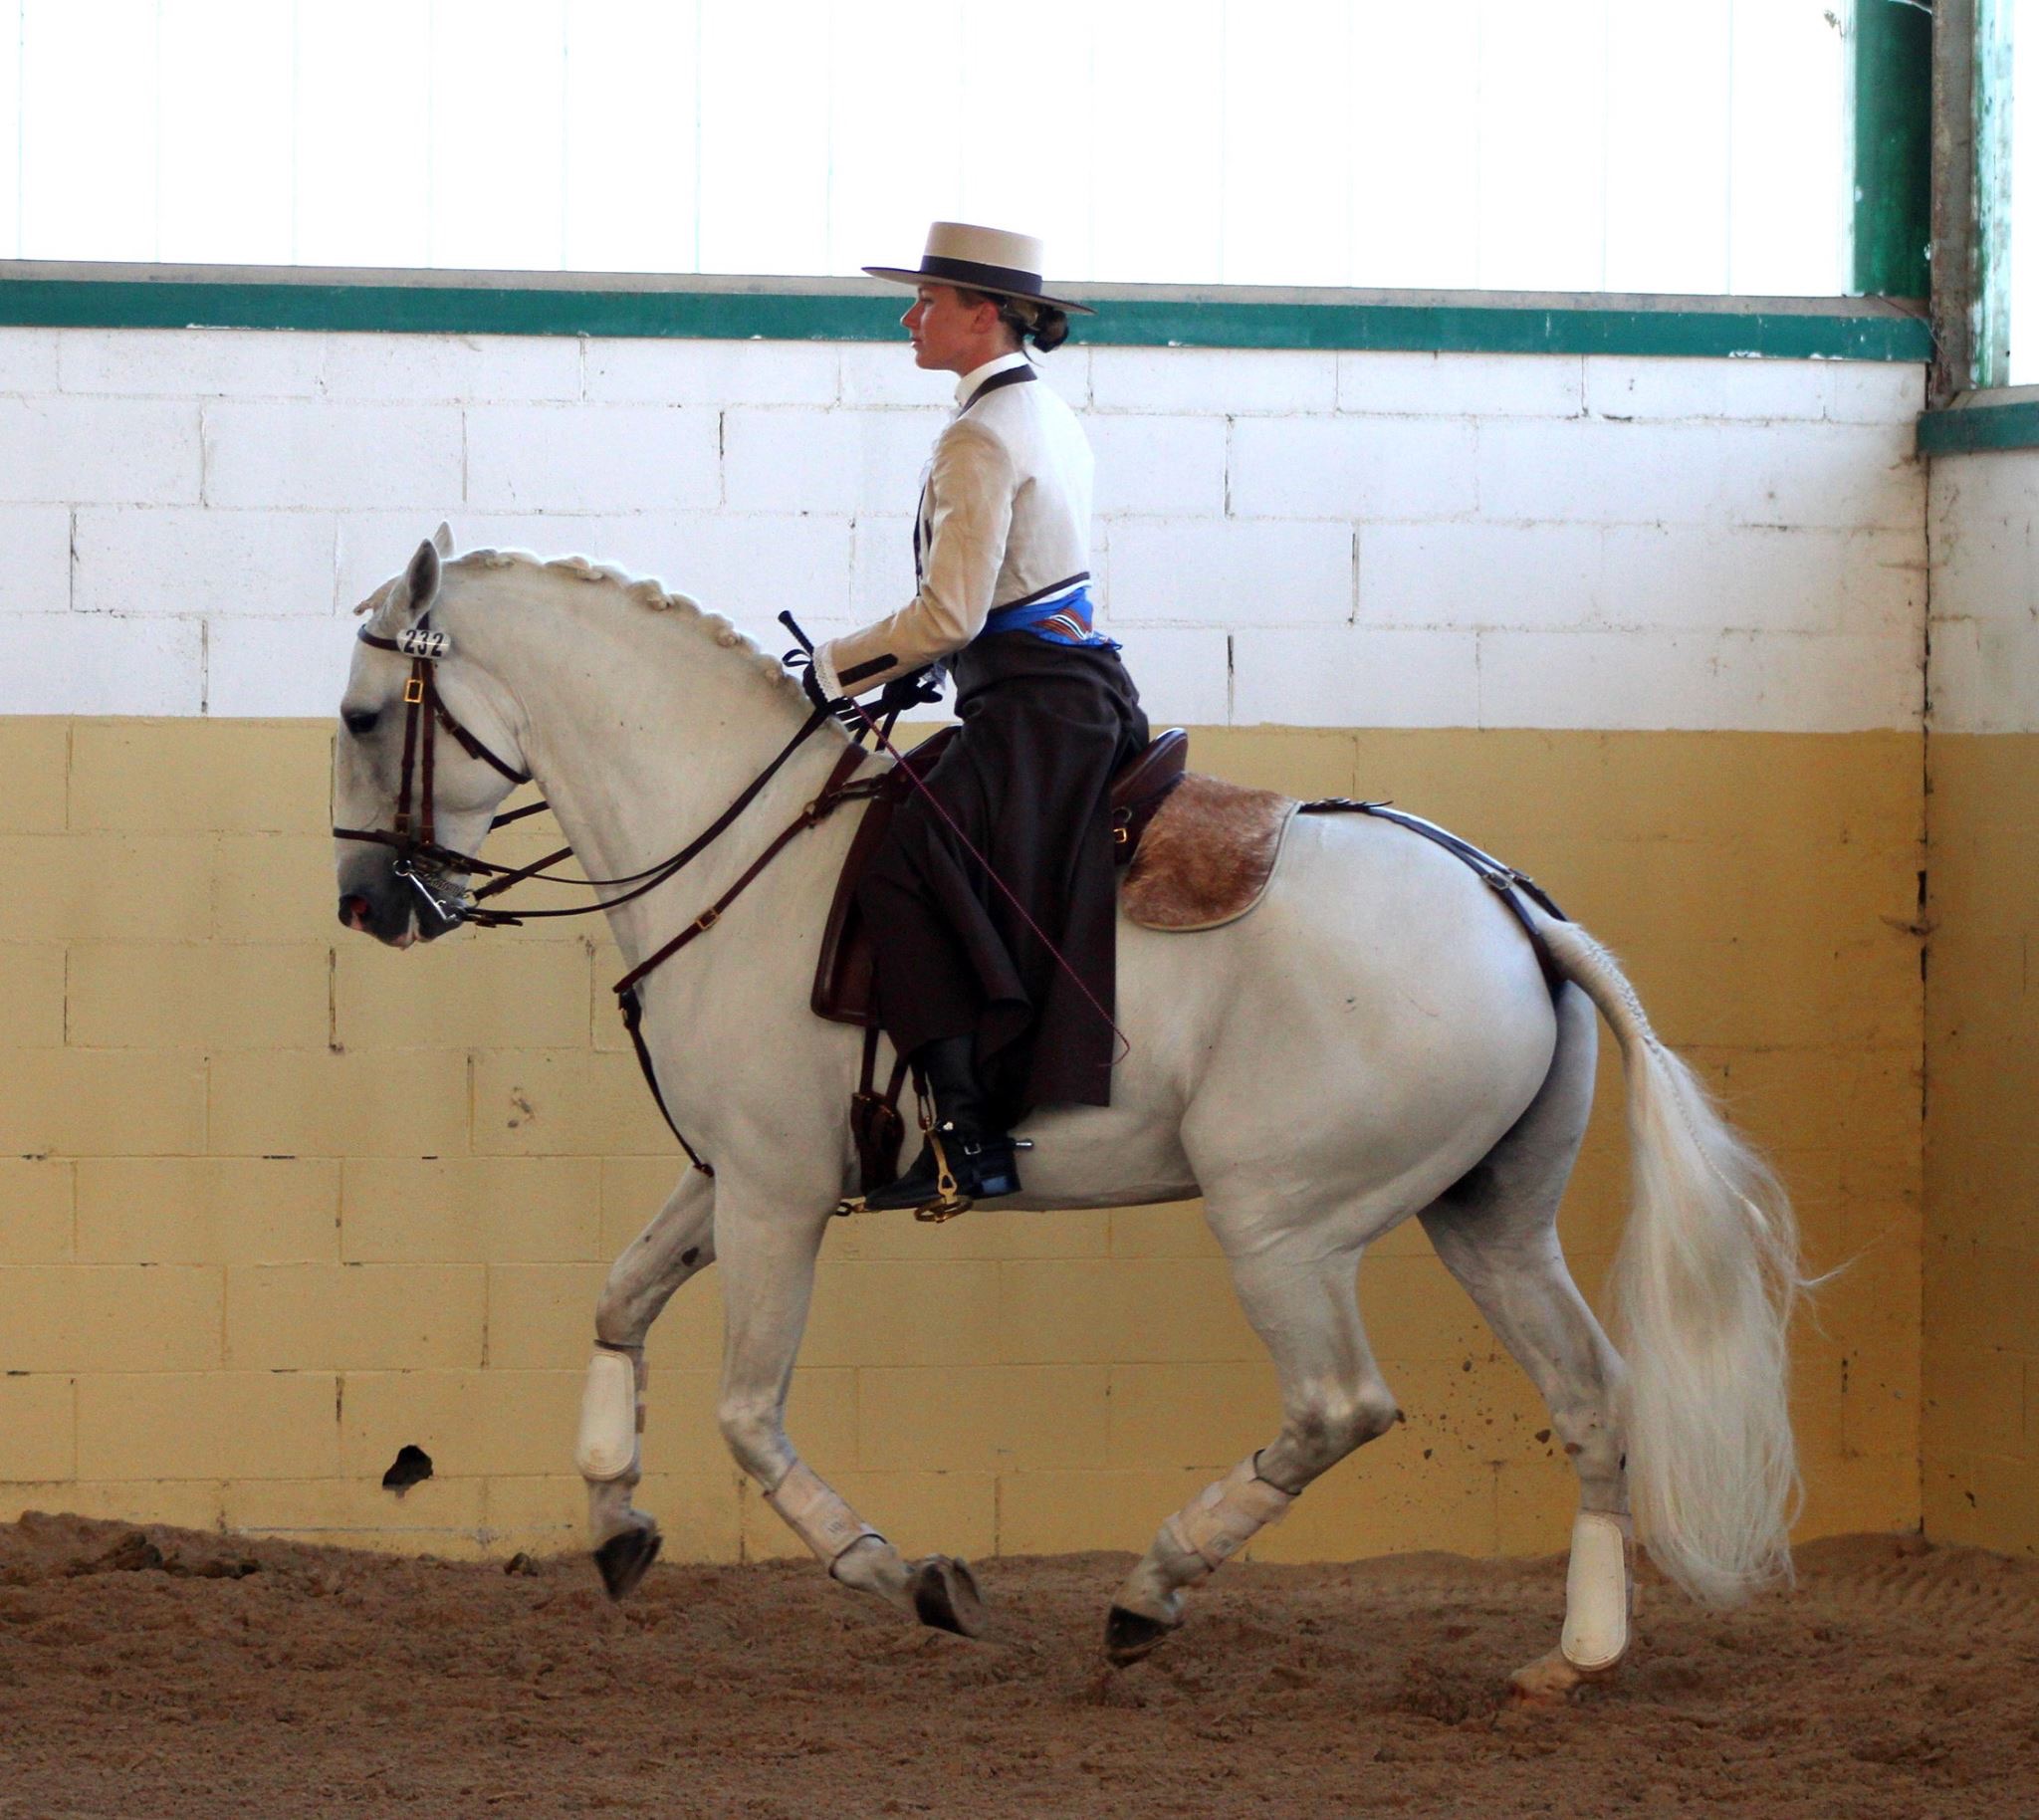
xmin=864 ymin=221 xmax=1096 ymax=315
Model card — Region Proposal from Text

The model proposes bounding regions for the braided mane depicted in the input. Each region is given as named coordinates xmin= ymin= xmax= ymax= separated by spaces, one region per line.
xmin=443 ymin=546 xmax=807 ymax=705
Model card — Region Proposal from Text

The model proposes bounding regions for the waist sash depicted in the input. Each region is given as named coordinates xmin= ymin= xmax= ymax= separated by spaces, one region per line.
xmin=982 ymin=581 xmax=1119 ymax=651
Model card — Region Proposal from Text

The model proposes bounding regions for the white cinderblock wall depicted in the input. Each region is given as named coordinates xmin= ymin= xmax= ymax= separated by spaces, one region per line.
xmin=0 ymin=327 xmax=1926 ymax=731
xmin=1928 ymin=447 xmax=2039 ymax=736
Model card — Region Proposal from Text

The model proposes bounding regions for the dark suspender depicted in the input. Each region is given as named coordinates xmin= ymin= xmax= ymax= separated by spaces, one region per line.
xmin=914 ymin=363 xmax=1039 ymax=586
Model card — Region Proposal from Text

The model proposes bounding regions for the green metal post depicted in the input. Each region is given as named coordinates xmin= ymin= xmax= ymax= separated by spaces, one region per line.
xmin=1853 ymin=0 xmax=1934 ymax=298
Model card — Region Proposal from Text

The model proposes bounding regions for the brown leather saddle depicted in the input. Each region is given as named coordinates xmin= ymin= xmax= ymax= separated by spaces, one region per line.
xmin=813 ymin=726 xmax=1190 ymax=1026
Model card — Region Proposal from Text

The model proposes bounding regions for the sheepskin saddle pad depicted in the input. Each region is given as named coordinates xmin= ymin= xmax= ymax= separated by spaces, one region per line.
xmin=1120 ymin=773 xmax=1300 ymax=932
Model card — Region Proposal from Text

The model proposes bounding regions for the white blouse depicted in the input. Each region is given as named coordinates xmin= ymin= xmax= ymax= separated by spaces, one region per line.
xmin=812 ymin=351 xmax=1094 ymax=699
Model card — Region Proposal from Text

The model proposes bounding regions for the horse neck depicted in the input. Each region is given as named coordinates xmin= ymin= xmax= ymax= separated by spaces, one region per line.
xmin=446 ymin=565 xmax=852 ymax=965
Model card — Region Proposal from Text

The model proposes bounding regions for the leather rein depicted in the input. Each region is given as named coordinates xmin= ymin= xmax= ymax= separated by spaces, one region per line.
xmin=332 ymin=619 xmax=884 ymax=1174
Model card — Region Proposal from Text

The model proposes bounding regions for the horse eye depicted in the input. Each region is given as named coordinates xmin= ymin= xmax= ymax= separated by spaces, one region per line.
xmin=343 ymin=709 xmax=379 ymax=737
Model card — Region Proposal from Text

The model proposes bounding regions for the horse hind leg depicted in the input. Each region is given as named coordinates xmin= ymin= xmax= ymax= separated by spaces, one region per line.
xmin=1417 ymin=980 xmax=1633 ymax=1701
xmin=1106 ymin=1233 xmax=1399 ymax=1666
xmin=580 ymin=1167 xmax=717 ymax=1599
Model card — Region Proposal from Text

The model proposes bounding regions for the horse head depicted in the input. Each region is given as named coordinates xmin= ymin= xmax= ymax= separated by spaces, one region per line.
xmin=333 ymin=525 xmax=530 ymax=947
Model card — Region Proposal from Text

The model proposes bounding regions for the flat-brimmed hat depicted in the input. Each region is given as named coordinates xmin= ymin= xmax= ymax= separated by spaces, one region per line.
xmin=864 ymin=221 xmax=1096 ymax=316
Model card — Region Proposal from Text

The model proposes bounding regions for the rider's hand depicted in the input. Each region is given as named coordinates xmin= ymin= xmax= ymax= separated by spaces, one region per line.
xmin=873 ymin=668 xmax=944 ymax=716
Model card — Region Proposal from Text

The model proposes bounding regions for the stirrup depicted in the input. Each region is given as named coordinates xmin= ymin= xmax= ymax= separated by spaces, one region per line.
xmin=838 ymin=1126 xmax=1026 ymax=1222
xmin=914 ymin=1129 xmax=972 ymax=1224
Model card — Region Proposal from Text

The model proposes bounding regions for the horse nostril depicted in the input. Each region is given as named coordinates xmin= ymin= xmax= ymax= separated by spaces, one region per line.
xmin=339 ymin=894 xmax=372 ymax=931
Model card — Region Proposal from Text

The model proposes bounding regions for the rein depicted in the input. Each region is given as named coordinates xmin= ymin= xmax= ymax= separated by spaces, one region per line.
xmin=333 ymin=619 xmax=884 ymax=1175
xmin=334 ymin=620 xmax=843 ymax=927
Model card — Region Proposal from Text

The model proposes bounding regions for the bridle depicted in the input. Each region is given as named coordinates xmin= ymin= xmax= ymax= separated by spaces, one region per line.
xmin=334 ymin=616 xmax=859 ymax=926
xmin=333 ymin=618 xmax=540 ymax=927
xmin=331 ymin=613 xmax=879 ymax=1176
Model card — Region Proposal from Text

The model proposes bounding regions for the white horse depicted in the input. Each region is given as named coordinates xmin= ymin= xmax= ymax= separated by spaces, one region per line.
xmin=333 ymin=533 xmax=1803 ymax=1696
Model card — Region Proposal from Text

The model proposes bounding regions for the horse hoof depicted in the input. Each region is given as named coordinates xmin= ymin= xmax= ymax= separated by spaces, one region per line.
xmin=1104 ymin=1604 xmax=1178 ymax=1667
xmin=909 ymin=1556 xmax=988 ymax=1639
xmin=592 ymin=1523 xmax=662 ymax=1602
xmin=1508 ymin=1647 xmax=1617 ymax=1706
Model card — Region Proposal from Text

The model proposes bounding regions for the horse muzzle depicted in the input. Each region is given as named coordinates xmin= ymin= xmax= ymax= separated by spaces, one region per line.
xmin=336 ymin=856 xmax=470 ymax=947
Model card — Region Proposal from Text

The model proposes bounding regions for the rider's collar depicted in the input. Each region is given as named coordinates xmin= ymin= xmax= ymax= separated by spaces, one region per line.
xmin=955 ymin=350 xmax=1032 ymax=408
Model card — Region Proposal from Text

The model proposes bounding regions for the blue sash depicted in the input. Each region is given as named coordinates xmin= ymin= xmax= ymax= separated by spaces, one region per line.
xmin=982 ymin=583 xmax=1119 ymax=652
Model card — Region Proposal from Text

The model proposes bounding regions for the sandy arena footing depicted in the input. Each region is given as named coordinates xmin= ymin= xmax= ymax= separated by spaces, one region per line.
xmin=1 ymin=1514 xmax=2033 ymax=1819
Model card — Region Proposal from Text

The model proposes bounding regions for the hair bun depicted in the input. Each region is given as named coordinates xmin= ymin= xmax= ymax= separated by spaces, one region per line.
xmin=1030 ymin=306 xmax=1070 ymax=353
xmin=988 ymin=293 xmax=1071 ymax=354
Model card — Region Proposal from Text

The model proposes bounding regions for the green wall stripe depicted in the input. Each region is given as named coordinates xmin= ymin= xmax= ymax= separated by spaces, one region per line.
xmin=0 ymin=277 xmax=1932 ymax=363
xmin=1096 ymin=298 xmax=1928 ymax=361
xmin=1852 ymin=0 xmax=1933 ymax=298
xmin=1917 ymin=397 xmax=2039 ymax=454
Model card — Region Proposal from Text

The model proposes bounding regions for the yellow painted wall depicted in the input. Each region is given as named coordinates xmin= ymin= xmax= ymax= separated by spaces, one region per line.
xmin=0 ymin=718 xmax=1924 ymax=1561
xmin=1923 ymin=735 xmax=2039 ymax=1552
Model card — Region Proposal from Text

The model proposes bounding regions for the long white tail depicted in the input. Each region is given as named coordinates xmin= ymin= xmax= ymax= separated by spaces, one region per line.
xmin=1539 ymin=916 xmax=1803 ymax=1607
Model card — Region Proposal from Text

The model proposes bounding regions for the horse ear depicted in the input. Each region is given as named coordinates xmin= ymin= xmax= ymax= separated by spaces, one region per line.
xmin=432 ymin=522 xmax=454 ymax=557
xmin=402 ymin=538 xmax=442 ymax=619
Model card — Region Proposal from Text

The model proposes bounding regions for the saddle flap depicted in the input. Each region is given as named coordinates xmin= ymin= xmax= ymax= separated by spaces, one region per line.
xmin=1108 ymin=727 xmax=1189 ymax=861
xmin=811 ymin=726 xmax=960 ymax=1026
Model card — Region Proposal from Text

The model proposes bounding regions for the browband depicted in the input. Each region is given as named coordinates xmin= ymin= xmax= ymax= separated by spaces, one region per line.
xmin=354 ymin=622 xmax=529 ymax=786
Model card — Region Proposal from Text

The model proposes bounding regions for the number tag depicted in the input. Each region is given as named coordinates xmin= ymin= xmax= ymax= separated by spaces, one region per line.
xmin=398 ymin=627 xmax=449 ymax=660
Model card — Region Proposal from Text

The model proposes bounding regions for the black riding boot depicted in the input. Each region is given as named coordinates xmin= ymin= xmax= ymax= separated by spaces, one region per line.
xmin=862 ymin=1035 xmax=1022 ymax=1214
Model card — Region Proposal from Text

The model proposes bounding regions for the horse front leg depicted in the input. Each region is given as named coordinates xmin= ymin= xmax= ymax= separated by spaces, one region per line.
xmin=713 ymin=1180 xmax=987 ymax=1639
xmin=579 ymin=1166 xmax=716 ymax=1599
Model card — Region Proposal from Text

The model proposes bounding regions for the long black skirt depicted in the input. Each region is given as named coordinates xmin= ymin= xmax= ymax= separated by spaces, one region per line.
xmin=856 ymin=631 xmax=1149 ymax=1127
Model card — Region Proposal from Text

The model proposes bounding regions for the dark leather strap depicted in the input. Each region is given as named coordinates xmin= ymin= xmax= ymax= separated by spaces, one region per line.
xmin=607 ymin=740 xmax=880 ymax=1179
xmin=959 ymin=362 xmax=1037 ymax=412
xmin=617 ymin=984 xmax=713 ymax=1179
xmin=373 ymin=706 xmax=839 ymax=929
xmin=392 ymin=658 xmax=425 ymax=838
xmin=357 ymin=624 xmax=531 ymax=787
xmin=1298 ymin=798 xmax=1569 ymax=996
xmin=613 ymin=740 xmax=877 ymax=999
xmin=847 ymin=1022 xmax=911 ymax=1197
xmin=338 ymin=619 xmax=541 ymax=878
xmin=996 ymin=570 xmax=1092 ymax=612
xmin=909 ymin=363 xmax=1040 ymax=592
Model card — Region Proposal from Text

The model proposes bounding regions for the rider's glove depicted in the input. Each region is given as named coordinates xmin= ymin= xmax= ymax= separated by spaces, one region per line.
xmin=872 ymin=667 xmax=945 ymax=716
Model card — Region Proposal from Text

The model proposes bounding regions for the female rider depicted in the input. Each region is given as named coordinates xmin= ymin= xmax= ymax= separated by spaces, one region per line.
xmin=795 ymin=222 xmax=1147 ymax=1214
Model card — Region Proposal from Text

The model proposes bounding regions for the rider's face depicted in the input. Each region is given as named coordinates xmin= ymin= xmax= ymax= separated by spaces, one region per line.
xmin=903 ymin=285 xmax=994 ymax=373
